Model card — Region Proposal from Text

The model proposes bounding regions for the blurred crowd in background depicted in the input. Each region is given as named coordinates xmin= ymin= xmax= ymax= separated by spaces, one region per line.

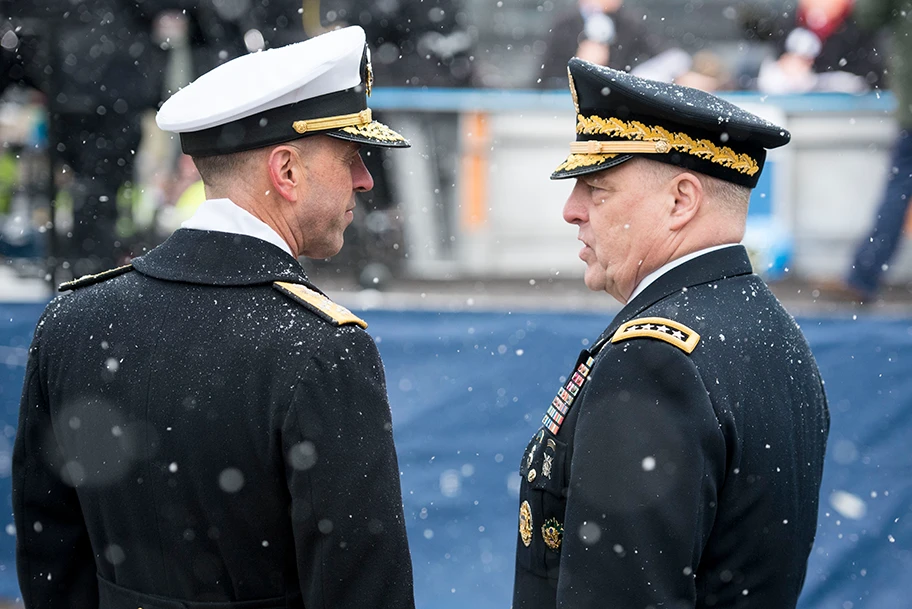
xmin=0 ymin=0 xmax=893 ymax=286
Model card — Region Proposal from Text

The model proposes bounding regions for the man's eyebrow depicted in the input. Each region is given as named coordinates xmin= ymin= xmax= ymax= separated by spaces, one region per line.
xmin=585 ymin=175 xmax=613 ymax=190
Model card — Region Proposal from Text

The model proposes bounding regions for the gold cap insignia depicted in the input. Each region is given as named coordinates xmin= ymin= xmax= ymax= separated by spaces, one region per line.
xmin=365 ymin=47 xmax=374 ymax=97
xmin=519 ymin=500 xmax=533 ymax=547
xmin=567 ymin=68 xmax=580 ymax=114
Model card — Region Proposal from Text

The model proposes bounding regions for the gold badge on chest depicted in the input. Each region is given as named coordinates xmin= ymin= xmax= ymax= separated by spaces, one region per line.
xmin=542 ymin=518 xmax=564 ymax=551
xmin=519 ymin=500 xmax=533 ymax=547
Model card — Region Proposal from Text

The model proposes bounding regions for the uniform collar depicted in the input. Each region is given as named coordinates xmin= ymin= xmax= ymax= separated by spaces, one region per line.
xmin=628 ymin=244 xmax=740 ymax=303
xmin=182 ymin=198 xmax=295 ymax=258
xmin=597 ymin=245 xmax=755 ymax=344
xmin=132 ymin=229 xmax=311 ymax=287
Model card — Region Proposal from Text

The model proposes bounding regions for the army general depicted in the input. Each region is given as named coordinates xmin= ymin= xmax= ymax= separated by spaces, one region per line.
xmin=13 ymin=27 xmax=415 ymax=609
xmin=512 ymin=59 xmax=830 ymax=609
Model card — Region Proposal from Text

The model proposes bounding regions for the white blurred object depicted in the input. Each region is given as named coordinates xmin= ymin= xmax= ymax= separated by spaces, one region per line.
xmin=785 ymin=27 xmax=823 ymax=59
xmin=757 ymin=57 xmax=817 ymax=95
xmin=583 ymin=13 xmax=616 ymax=45
xmin=816 ymin=71 xmax=870 ymax=94
xmin=630 ymin=48 xmax=692 ymax=83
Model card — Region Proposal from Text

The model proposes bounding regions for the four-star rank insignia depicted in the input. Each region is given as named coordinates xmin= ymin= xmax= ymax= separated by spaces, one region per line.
xmin=610 ymin=316 xmax=700 ymax=353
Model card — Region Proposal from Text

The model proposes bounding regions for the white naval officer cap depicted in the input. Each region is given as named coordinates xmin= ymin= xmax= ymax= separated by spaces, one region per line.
xmin=155 ymin=26 xmax=409 ymax=157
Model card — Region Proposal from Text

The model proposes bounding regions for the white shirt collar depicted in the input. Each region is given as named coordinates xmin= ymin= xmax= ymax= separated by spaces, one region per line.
xmin=627 ymin=244 xmax=740 ymax=303
xmin=181 ymin=198 xmax=295 ymax=258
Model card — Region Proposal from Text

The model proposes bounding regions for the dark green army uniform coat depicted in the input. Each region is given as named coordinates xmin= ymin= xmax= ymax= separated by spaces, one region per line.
xmin=13 ymin=229 xmax=415 ymax=609
xmin=513 ymin=245 xmax=830 ymax=609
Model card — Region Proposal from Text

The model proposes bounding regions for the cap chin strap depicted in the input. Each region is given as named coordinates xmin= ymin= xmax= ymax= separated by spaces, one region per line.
xmin=570 ymin=140 xmax=671 ymax=155
xmin=292 ymin=108 xmax=372 ymax=134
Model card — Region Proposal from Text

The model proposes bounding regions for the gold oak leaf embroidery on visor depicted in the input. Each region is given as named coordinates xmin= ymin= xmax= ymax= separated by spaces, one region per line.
xmin=574 ymin=115 xmax=760 ymax=176
xmin=341 ymin=121 xmax=407 ymax=142
xmin=554 ymin=152 xmax=620 ymax=173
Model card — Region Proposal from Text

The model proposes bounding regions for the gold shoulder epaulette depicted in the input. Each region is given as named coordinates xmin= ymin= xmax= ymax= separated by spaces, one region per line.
xmin=273 ymin=281 xmax=367 ymax=329
xmin=610 ymin=316 xmax=700 ymax=354
xmin=59 ymin=264 xmax=134 ymax=292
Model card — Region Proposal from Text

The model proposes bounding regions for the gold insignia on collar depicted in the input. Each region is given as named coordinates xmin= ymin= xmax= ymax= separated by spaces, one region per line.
xmin=519 ymin=500 xmax=533 ymax=547
xmin=273 ymin=282 xmax=367 ymax=328
xmin=611 ymin=317 xmax=700 ymax=354
xmin=542 ymin=518 xmax=563 ymax=551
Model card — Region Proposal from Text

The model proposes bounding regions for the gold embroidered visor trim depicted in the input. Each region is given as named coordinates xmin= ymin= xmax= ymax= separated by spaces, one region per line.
xmin=554 ymin=153 xmax=620 ymax=173
xmin=575 ymin=115 xmax=760 ymax=176
xmin=292 ymin=108 xmax=372 ymax=134
xmin=341 ymin=120 xmax=408 ymax=143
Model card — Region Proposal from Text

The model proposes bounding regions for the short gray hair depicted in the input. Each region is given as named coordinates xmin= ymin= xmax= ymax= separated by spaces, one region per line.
xmin=191 ymin=148 xmax=261 ymax=188
xmin=639 ymin=158 xmax=751 ymax=217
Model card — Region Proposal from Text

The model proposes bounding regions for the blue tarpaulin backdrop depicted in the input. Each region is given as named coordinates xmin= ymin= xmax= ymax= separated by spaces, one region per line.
xmin=1 ymin=303 xmax=910 ymax=608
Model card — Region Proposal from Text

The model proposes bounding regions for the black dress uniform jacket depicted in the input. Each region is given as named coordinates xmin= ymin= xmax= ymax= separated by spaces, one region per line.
xmin=13 ymin=229 xmax=415 ymax=609
xmin=513 ymin=245 xmax=829 ymax=609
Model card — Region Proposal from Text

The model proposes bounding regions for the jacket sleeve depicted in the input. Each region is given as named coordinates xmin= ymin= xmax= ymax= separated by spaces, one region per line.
xmin=283 ymin=326 xmax=415 ymax=609
xmin=12 ymin=311 xmax=99 ymax=609
xmin=854 ymin=0 xmax=896 ymax=31
xmin=556 ymin=339 xmax=726 ymax=608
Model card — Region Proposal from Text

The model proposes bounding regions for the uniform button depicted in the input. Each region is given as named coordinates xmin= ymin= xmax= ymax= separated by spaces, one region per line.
xmin=527 ymin=469 xmax=537 ymax=483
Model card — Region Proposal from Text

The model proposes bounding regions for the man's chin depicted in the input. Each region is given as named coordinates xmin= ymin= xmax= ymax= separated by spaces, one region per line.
xmin=581 ymin=269 xmax=605 ymax=293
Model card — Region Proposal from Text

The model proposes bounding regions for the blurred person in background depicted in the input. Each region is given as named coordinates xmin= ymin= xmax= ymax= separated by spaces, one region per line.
xmin=513 ymin=58 xmax=829 ymax=609
xmin=0 ymin=0 xmax=169 ymax=278
xmin=537 ymin=0 xmax=664 ymax=88
xmin=747 ymin=0 xmax=883 ymax=93
xmin=13 ymin=27 xmax=415 ymax=609
xmin=0 ymin=0 xmax=253 ymax=279
xmin=826 ymin=0 xmax=912 ymax=301
xmin=317 ymin=0 xmax=475 ymax=284
xmin=536 ymin=0 xmax=728 ymax=91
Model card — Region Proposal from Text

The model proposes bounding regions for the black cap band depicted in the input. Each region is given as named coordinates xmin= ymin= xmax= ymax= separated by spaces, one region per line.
xmin=180 ymin=87 xmax=367 ymax=157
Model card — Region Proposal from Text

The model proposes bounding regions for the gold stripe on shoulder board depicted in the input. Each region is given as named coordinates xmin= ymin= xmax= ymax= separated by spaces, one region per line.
xmin=273 ymin=282 xmax=367 ymax=329
xmin=58 ymin=264 xmax=134 ymax=291
xmin=610 ymin=317 xmax=700 ymax=354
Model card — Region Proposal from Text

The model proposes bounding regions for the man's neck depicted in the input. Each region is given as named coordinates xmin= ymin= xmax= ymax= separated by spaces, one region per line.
xmin=207 ymin=187 xmax=300 ymax=258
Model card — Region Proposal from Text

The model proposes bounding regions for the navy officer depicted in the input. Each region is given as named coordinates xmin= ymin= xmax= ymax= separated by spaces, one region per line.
xmin=13 ymin=26 xmax=415 ymax=609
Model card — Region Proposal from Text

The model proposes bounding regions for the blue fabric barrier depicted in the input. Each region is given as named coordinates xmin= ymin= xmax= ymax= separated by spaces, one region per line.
xmin=0 ymin=303 xmax=909 ymax=608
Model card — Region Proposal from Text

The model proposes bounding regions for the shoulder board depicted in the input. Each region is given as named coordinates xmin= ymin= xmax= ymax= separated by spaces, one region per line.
xmin=59 ymin=264 xmax=134 ymax=292
xmin=273 ymin=281 xmax=367 ymax=329
xmin=610 ymin=317 xmax=700 ymax=354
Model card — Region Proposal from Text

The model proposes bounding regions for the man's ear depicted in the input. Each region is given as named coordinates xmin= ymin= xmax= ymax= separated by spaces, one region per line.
xmin=668 ymin=172 xmax=703 ymax=231
xmin=267 ymin=145 xmax=303 ymax=202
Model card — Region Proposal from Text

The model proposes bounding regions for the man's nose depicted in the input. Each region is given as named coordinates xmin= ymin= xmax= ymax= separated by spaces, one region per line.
xmin=352 ymin=153 xmax=374 ymax=192
xmin=563 ymin=181 xmax=589 ymax=225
